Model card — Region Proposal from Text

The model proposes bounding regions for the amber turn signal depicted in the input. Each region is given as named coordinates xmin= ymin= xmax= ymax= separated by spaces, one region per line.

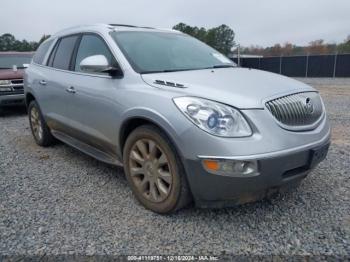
xmin=202 ymin=159 xmax=220 ymax=171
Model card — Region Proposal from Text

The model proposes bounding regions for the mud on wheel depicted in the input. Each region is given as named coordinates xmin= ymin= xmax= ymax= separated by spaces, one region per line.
xmin=123 ymin=125 xmax=191 ymax=214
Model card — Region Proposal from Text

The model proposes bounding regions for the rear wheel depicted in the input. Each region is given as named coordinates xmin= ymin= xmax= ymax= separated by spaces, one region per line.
xmin=123 ymin=125 xmax=191 ymax=214
xmin=28 ymin=100 xmax=55 ymax=147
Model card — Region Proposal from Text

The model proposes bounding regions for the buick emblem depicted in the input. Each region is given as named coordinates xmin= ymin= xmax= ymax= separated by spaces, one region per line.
xmin=304 ymin=97 xmax=314 ymax=114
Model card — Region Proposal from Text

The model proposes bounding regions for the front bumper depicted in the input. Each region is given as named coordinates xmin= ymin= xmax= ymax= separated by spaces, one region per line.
xmin=0 ymin=93 xmax=25 ymax=107
xmin=167 ymin=104 xmax=331 ymax=207
xmin=183 ymin=136 xmax=330 ymax=208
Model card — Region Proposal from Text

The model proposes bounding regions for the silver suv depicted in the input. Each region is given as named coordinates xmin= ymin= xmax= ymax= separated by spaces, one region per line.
xmin=25 ymin=24 xmax=330 ymax=213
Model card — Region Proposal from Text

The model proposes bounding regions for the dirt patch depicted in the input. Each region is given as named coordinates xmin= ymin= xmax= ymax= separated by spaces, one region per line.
xmin=316 ymin=86 xmax=350 ymax=96
xmin=331 ymin=123 xmax=350 ymax=145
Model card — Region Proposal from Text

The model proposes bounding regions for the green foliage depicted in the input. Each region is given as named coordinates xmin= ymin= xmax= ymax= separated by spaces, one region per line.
xmin=337 ymin=35 xmax=350 ymax=53
xmin=0 ymin=33 xmax=50 ymax=52
xmin=173 ymin=23 xmax=235 ymax=55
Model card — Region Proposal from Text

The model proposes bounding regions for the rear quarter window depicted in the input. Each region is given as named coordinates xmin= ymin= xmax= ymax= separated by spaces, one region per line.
xmin=33 ymin=40 xmax=53 ymax=65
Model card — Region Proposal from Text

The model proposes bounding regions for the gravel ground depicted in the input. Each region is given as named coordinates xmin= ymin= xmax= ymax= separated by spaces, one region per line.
xmin=0 ymin=78 xmax=349 ymax=258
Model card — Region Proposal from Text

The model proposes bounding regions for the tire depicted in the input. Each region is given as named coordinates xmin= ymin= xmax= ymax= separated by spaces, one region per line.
xmin=28 ymin=100 xmax=55 ymax=147
xmin=123 ymin=124 xmax=192 ymax=214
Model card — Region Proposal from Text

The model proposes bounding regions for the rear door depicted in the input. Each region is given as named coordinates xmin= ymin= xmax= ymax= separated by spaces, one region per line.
xmin=43 ymin=34 xmax=80 ymax=132
xmin=27 ymin=39 xmax=54 ymax=112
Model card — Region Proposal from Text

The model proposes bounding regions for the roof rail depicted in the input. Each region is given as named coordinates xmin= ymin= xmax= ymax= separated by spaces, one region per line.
xmin=109 ymin=24 xmax=154 ymax=29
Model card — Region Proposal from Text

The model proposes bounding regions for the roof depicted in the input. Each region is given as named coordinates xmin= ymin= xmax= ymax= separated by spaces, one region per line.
xmin=51 ymin=23 xmax=180 ymax=39
xmin=108 ymin=24 xmax=155 ymax=29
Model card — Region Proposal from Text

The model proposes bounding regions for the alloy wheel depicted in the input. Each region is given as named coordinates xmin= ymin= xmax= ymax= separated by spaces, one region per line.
xmin=30 ymin=107 xmax=43 ymax=141
xmin=128 ymin=139 xmax=173 ymax=203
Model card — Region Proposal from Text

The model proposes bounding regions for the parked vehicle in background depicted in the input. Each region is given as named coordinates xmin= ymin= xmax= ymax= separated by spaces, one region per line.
xmin=0 ymin=52 xmax=33 ymax=114
xmin=24 ymin=24 xmax=330 ymax=213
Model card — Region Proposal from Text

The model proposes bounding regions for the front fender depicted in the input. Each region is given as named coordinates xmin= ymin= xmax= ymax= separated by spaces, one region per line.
xmin=118 ymin=106 xmax=192 ymax=159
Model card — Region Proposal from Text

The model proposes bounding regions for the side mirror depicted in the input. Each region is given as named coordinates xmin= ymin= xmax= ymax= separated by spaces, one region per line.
xmin=79 ymin=55 xmax=123 ymax=77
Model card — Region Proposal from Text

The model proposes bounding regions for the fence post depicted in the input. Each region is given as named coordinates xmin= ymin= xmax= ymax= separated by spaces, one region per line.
xmin=279 ymin=56 xmax=282 ymax=75
xmin=237 ymin=44 xmax=241 ymax=67
xmin=333 ymin=52 xmax=338 ymax=78
xmin=305 ymin=53 xmax=309 ymax=78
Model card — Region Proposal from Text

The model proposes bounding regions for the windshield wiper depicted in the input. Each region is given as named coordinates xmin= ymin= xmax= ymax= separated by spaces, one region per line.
xmin=140 ymin=65 xmax=235 ymax=74
xmin=140 ymin=68 xmax=194 ymax=74
xmin=211 ymin=64 xmax=235 ymax=69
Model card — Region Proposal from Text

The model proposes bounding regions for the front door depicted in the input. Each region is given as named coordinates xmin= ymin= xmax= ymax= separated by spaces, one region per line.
xmin=63 ymin=34 xmax=123 ymax=158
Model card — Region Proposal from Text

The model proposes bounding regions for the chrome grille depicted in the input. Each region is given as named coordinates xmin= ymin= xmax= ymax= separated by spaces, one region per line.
xmin=0 ymin=78 xmax=24 ymax=95
xmin=11 ymin=79 xmax=24 ymax=85
xmin=265 ymin=92 xmax=324 ymax=129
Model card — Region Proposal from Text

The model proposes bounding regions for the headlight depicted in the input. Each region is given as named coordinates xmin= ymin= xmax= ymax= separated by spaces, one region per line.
xmin=0 ymin=80 xmax=11 ymax=85
xmin=173 ymin=97 xmax=252 ymax=137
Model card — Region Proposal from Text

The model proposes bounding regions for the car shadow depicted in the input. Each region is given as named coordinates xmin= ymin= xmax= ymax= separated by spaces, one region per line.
xmin=53 ymin=140 xmax=303 ymax=217
xmin=0 ymin=106 xmax=27 ymax=117
xmin=24 ymin=129 xmax=305 ymax=218
xmin=53 ymin=141 xmax=126 ymax=180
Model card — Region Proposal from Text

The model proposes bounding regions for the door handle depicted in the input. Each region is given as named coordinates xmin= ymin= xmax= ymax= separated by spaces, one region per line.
xmin=66 ymin=86 xmax=76 ymax=94
xmin=39 ymin=80 xmax=47 ymax=85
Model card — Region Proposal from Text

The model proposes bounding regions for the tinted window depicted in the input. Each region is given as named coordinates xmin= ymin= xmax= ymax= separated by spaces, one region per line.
xmin=74 ymin=34 xmax=113 ymax=73
xmin=52 ymin=35 xmax=79 ymax=70
xmin=33 ymin=40 xmax=53 ymax=65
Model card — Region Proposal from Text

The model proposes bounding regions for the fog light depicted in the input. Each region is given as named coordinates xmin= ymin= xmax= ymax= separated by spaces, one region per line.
xmin=202 ymin=159 xmax=259 ymax=177
xmin=0 ymin=80 xmax=11 ymax=85
xmin=0 ymin=87 xmax=12 ymax=92
xmin=233 ymin=161 xmax=246 ymax=172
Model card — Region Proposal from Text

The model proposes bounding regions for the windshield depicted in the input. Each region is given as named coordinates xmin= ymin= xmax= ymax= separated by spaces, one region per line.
xmin=111 ymin=31 xmax=235 ymax=74
xmin=0 ymin=54 xmax=33 ymax=69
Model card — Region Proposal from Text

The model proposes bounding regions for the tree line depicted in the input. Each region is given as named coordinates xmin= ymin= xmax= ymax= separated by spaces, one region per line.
xmin=0 ymin=34 xmax=50 ymax=52
xmin=173 ymin=23 xmax=350 ymax=56
xmin=0 ymin=23 xmax=236 ymax=55
xmin=242 ymin=37 xmax=350 ymax=57
xmin=1 ymin=23 xmax=349 ymax=57
xmin=172 ymin=23 xmax=235 ymax=55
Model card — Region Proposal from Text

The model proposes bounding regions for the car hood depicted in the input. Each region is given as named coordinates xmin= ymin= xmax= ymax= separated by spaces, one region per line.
xmin=0 ymin=69 xmax=24 ymax=80
xmin=141 ymin=68 xmax=315 ymax=109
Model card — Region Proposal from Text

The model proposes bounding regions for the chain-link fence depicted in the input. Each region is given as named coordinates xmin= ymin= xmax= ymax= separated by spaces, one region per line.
xmin=232 ymin=54 xmax=350 ymax=77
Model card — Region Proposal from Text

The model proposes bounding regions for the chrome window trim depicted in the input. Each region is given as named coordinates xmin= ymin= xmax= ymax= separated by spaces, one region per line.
xmin=31 ymin=63 xmax=113 ymax=79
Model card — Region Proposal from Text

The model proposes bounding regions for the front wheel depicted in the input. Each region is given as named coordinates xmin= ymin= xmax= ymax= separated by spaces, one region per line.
xmin=123 ymin=125 xmax=191 ymax=214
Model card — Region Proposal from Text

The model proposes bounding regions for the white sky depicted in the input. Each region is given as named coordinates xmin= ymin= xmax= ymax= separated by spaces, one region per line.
xmin=1 ymin=0 xmax=349 ymax=47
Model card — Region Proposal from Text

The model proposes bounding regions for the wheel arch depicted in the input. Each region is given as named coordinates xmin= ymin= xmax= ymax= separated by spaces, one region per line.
xmin=119 ymin=115 xmax=182 ymax=159
xmin=25 ymin=92 xmax=36 ymax=109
